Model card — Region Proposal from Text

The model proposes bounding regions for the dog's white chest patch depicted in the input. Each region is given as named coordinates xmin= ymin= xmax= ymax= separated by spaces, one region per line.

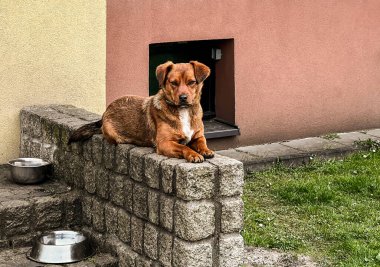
xmin=179 ymin=109 xmax=194 ymax=144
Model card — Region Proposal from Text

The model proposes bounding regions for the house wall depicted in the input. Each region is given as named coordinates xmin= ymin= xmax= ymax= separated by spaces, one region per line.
xmin=107 ymin=0 xmax=380 ymax=150
xmin=0 ymin=0 xmax=106 ymax=163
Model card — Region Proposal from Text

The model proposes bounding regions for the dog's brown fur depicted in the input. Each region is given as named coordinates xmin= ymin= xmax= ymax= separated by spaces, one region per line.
xmin=68 ymin=61 xmax=214 ymax=163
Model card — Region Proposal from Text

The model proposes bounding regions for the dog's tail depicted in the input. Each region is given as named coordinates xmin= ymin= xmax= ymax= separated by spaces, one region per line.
xmin=68 ymin=120 xmax=102 ymax=144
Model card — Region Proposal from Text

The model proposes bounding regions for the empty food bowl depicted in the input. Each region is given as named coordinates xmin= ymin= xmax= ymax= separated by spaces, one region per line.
xmin=27 ymin=230 xmax=94 ymax=264
xmin=8 ymin=158 xmax=51 ymax=184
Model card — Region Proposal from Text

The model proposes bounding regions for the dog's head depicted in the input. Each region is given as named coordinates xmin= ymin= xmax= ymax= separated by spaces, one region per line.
xmin=156 ymin=61 xmax=210 ymax=107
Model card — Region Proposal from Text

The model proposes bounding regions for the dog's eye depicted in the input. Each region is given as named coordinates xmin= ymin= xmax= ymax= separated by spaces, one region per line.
xmin=170 ymin=81 xmax=178 ymax=87
xmin=187 ymin=80 xmax=196 ymax=86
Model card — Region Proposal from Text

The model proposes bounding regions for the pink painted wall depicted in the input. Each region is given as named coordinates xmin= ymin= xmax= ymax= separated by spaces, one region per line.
xmin=107 ymin=0 xmax=380 ymax=149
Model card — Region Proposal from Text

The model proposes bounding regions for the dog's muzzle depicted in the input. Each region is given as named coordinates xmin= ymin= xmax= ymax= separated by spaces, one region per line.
xmin=179 ymin=94 xmax=189 ymax=107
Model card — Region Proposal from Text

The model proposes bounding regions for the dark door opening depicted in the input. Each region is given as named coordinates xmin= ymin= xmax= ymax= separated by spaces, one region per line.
xmin=149 ymin=41 xmax=217 ymax=119
xmin=149 ymin=39 xmax=239 ymax=138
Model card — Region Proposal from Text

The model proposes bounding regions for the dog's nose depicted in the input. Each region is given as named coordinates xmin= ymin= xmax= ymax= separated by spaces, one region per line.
xmin=179 ymin=94 xmax=188 ymax=102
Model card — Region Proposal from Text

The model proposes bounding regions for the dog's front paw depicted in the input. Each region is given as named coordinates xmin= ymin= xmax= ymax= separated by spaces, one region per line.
xmin=199 ymin=149 xmax=215 ymax=159
xmin=185 ymin=151 xmax=204 ymax=163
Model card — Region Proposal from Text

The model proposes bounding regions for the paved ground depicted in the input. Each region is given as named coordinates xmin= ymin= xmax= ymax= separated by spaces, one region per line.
xmin=0 ymin=245 xmax=316 ymax=267
xmin=0 ymin=247 xmax=117 ymax=267
xmin=217 ymin=128 xmax=380 ymax=173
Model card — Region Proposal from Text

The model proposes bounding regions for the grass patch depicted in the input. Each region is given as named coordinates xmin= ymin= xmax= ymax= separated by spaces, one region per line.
xmin=243 ymin=148 xmax=380 ymax=266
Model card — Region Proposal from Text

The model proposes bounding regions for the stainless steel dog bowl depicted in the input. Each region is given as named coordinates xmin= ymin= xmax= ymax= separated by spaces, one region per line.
xmin=8 ymin=158 xmax=51 ymax=184
xmin=27 ymin=230 xmax=94 ymax=264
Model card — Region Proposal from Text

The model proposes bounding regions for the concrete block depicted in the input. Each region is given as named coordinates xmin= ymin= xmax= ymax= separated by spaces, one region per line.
xmin=281 ymin=137 xmax=348 ymax=155
xmin=34 ymin=196 xmax=63 ymax=230
xmin=84 ymin=253 xmax=118 ymax=267
xmin=82 ymin=195 xmax=93 ymax=226
xmin=29 ymin=139 xmax=42 ymax=159
xmin=144 ymin=153 xmax=167 ymax=189
xmin=221 ymin=197 xmax=244 ymax=233
xmin=207 ymin=155 xmax=244 ymax=197
xmin=135 ymin=256 xmax=153 ymax=267
xmin=19 ymin=136 xmax=30 ymax=158
xmin=70 ymin=154 xmax=85 ymax=189
xmin=133 ymin=183 xmax=148 ymax=220
xmin=366 ymin=128 xmax=380 ymax=138
xmin=53 ymin=106 xmax=100 ymax=122
xmin=174 ymin=200 xmax=215 ymax=241
xmin=173 ymin=238 xmax=213 ymax=267
xmin=109 ymin=173 xmax=125 ymax=207
xmin=81 ymin=226 xmax=105 ymax=249
xmin=70 ymin=140 xmax=83 ymax=155
xmin=52 ymin=123 xmax=62 ymax=146
xmin=159 ymin=195 xmax=174 ymax=232
xmin=61 ymin=152 xmax=74 ymax=185
xmin=105 ymin=203 xmax=118 ymax=235
xmin=131 ymin=216 xmax=144 ymax=254
xmin=84 ymin=161 xmax=96 ymax=194
xmin=175 ymin=162 xmax=217 ymax=200
xmin=9 ymin=232 xmax=40 ymax=248
xmin=148 ymin=190 xmax=159 ymax=225
xmin=28 ymin=112 xmax=42 ymax=138
xmin=63 ymin=192 xmax=82 ymax=227
xmin=52 ymin=149 xmax=65 ymax=180
xmin=161 ymin=158 xmax=185 ymax=194
xmin=217 ymin=149 xmax=259 ymax=166
xmin=144 ymin=223 xmax=159 ymax=260
xmin=92 ymin=198 xmax=105 ymax=233
xmin=59 ymin=119 xmax=87 ymax=150
xmin=117 ymin=209 xmax=131 ymax=244
xmin=95 ymin=167 xmax=110 ymax=200
xmin=124 ymin=178 xmax=133 ymax=212
xmin=129 ymin=147 xmax=154 ymax=182
xmin=92 ymin=134 xmax=104 ymax=165
xmin=83 ymin=139 xmax=93 ymax=162
xmin=40 ymin=143 xmax=57 ymax=163
xmin=103 ymin=140 xmax=116 ymax=169
xmin=237 ymin=142 xmax=307 ymax=162
xmin=335 ymin=132 xmax=377 ymax=148
xmin=20 ymin=109 xmax=31 ymax=137
xmin=115 ymin=144 xmax=135 ymax=175
xmin=2 ymin=200 xmax=32 ymax=237
xmin=0 ymin=240 xmax=8 ymax=249
xmin=158 ymin=231 xmax=173 ymax=267
xmin=219 ymin=234 xmax=244 ymax=267
xmin=117 ymin=242 xmax=138 ymax=267
xmin=40 ymin=118 xmax=53 ymax=144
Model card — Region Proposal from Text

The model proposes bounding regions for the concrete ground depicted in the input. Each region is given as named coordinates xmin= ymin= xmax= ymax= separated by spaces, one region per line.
xmin=0 ymin=247 xmax=117 ymax=267
xmin=217 ymin=128 xmax=380 ymax=173
xmin=0 ymin=246 xmax=317 ymax=267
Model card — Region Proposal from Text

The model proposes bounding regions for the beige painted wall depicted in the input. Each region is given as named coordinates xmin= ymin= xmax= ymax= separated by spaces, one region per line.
xmin=0 ymin=1 xmax=106 ymax=163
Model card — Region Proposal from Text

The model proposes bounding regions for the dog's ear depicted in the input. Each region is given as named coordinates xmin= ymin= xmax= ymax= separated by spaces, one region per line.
xmin=190 ymin=61 xmax=211 ymax=84
xmin=156 ymin=61 xmax=174 ymax=88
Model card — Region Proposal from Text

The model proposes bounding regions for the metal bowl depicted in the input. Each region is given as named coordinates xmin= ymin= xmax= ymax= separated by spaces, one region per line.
xmin=8 ymin=158 xmax=51 ymax=184
xmin=27 ymin=230 xmax=94 ymax=264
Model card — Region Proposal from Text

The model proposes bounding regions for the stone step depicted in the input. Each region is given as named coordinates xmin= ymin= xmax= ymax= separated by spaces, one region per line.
xmin=0 ymin=165 xmax=82 ymax=249
xmin=0 ymin=247 xmax=117 ymax=267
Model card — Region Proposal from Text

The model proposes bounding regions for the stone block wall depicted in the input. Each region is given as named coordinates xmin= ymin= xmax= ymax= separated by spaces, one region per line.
xmin=20 ymin=105 xmax=244 ymax=267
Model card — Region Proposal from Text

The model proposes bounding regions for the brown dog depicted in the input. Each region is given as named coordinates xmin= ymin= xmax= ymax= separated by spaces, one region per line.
xmin=68 ymin=61 xmax=214 ymax=163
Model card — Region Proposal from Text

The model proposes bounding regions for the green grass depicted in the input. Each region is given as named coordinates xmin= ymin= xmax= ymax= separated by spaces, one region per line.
xmin=243 ymin=142 xmax=380 ymax=266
